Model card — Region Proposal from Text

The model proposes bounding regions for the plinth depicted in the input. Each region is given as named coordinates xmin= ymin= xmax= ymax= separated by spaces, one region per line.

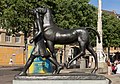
xmin=13 ymin=73 xmax=110 ymax=84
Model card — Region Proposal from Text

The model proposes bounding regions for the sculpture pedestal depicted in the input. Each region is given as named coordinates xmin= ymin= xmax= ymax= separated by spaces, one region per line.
xmin=13 ymin=73 xmax=110 ymax=84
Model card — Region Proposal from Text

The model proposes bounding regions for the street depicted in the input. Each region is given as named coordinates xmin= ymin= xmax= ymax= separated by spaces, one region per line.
xmin=0 ymin=66 xmax=120 ymax=84
xmin=0 ymin=67 xmax=21 ymax=84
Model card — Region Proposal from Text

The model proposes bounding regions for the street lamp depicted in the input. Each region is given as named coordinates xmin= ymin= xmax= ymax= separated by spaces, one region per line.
xmin=96 ymin=0 xmax=105 ymax=64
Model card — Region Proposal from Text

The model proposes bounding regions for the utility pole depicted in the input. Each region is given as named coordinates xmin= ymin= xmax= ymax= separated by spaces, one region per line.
xmin=97 ymin=0 xmax=105 ymax=66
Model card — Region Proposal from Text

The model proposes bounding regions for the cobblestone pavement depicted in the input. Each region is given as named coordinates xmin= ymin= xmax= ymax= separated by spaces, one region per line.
xmin=0 ymin=66 xmax=120 ymax=84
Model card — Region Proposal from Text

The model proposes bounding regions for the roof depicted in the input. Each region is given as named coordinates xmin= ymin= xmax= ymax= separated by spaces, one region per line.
xmin=103 ymin=10 xmax=120 ymax=19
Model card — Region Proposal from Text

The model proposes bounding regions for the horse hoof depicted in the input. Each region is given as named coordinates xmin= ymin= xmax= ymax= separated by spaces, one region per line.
xmin=91 ymin=69 xmax=97 ymax=73
xmin=52 ymin=70 xmax=57 ymax=74
xmin=64 ymin=63 xmax=68 ymax=69
xmin=56 ymin=66 xmax=63 ymax=74
xmin=91 ymin=70 xmax=95 ymax=74
xmin=18 ymin=72 xmax=27 ymax=76
xmin=66 ymin=62 xmax=70 ymax=69
xmin=64 ymin=62 xmax=70 ymax=69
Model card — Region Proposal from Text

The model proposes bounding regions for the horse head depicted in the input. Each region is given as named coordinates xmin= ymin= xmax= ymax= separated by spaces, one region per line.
xmin=42 ymin=7 xmax=55 ymax=28
xmin=30 ymin=6 xmax=47 ymax=15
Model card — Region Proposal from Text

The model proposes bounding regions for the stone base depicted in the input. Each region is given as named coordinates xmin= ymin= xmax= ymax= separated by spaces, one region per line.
xmin=13 ymin=73 xmax=110 ymax=84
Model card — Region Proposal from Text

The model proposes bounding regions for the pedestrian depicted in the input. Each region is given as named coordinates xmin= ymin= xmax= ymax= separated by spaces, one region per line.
xmin=106 ymin=59 xmax=112 ymax=75
xmin=9 ymin=57 xmax=13 ymax=65
xmin=116 ymin=61 xmax=120 ymax=74
xmin=112 ymin=63 xmax=117 ymax=74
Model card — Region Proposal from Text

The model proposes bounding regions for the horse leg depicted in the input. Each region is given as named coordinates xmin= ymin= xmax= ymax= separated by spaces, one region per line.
xmin=87 ymin=44 xmax=98 ymax=73
xmin=46 ymin=40 xmax=63 ymax=74
xmin=67 ymin=41 xmax=86 ymax=69
xmin=46 ymin=40 xmax=57 ymax=60
xmin=47 ymin=56 xmax=63 ymax=74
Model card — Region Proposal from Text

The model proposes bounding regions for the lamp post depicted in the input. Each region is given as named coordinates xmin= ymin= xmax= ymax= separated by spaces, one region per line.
xmin=96 ymin=0 xmax=105 ymax=65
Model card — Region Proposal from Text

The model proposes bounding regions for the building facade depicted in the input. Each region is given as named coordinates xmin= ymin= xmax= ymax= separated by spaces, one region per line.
xmin=0 ymin=29 xmax=25 ymax=66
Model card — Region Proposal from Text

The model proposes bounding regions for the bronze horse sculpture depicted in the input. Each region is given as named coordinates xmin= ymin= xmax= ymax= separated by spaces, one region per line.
xmin=18 ymin=7 xmax=63 ymax=76
xmin=19 ymin=7 xmax=101 ymax=76
xmin=36 ymin=7 xmax=101 ymax=73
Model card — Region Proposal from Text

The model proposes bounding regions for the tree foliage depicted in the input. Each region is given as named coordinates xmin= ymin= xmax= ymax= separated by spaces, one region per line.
xmin=102 ymin=12 xmax=120 ymax=47
xmin=0 ymin=0 xmax=120 ymax=47
xmin=0 ymin=0 xmax=97 ymax=34
xmin=52 ymin=0 xmax=97 ymax=29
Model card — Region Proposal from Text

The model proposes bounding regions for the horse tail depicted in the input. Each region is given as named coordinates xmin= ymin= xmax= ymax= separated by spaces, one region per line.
xmin=85 ymin=27 xmax=101 ymax=43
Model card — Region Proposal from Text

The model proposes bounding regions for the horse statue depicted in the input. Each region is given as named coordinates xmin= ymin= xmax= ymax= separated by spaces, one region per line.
xmin=18 ymin=7 xmax=63 ymax=76
xmin=34 ymin=7 xmax=101 ymax=73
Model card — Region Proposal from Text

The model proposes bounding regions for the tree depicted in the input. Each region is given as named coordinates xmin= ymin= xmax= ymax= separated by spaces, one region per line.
xmin=102 ymin=11 xmax=120 ymax=58
xmin=0 ymin=0 xmax=97 ymax=46
xmin=2 ymin=0 xmax=120 ymax=48
xmin=51 ymin=0 xmax=97 ymax=29
xmin=0 ymin=0 xmax=41 ymax=45
xmin=0 ymin=0 xmax=97 ymax=32
xmin=102 ymin=12 xmax=120 ymax=47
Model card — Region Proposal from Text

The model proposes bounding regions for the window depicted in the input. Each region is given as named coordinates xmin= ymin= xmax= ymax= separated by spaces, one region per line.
xmin=15 ymin=35 xmax=21 ymax=43
xmin=5 ymin=35 xmax=11 ymax=42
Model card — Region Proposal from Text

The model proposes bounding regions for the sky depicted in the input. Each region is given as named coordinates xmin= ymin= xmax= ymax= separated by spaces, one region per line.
xmin=90 ymin=0 xmax=120 ymax=14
